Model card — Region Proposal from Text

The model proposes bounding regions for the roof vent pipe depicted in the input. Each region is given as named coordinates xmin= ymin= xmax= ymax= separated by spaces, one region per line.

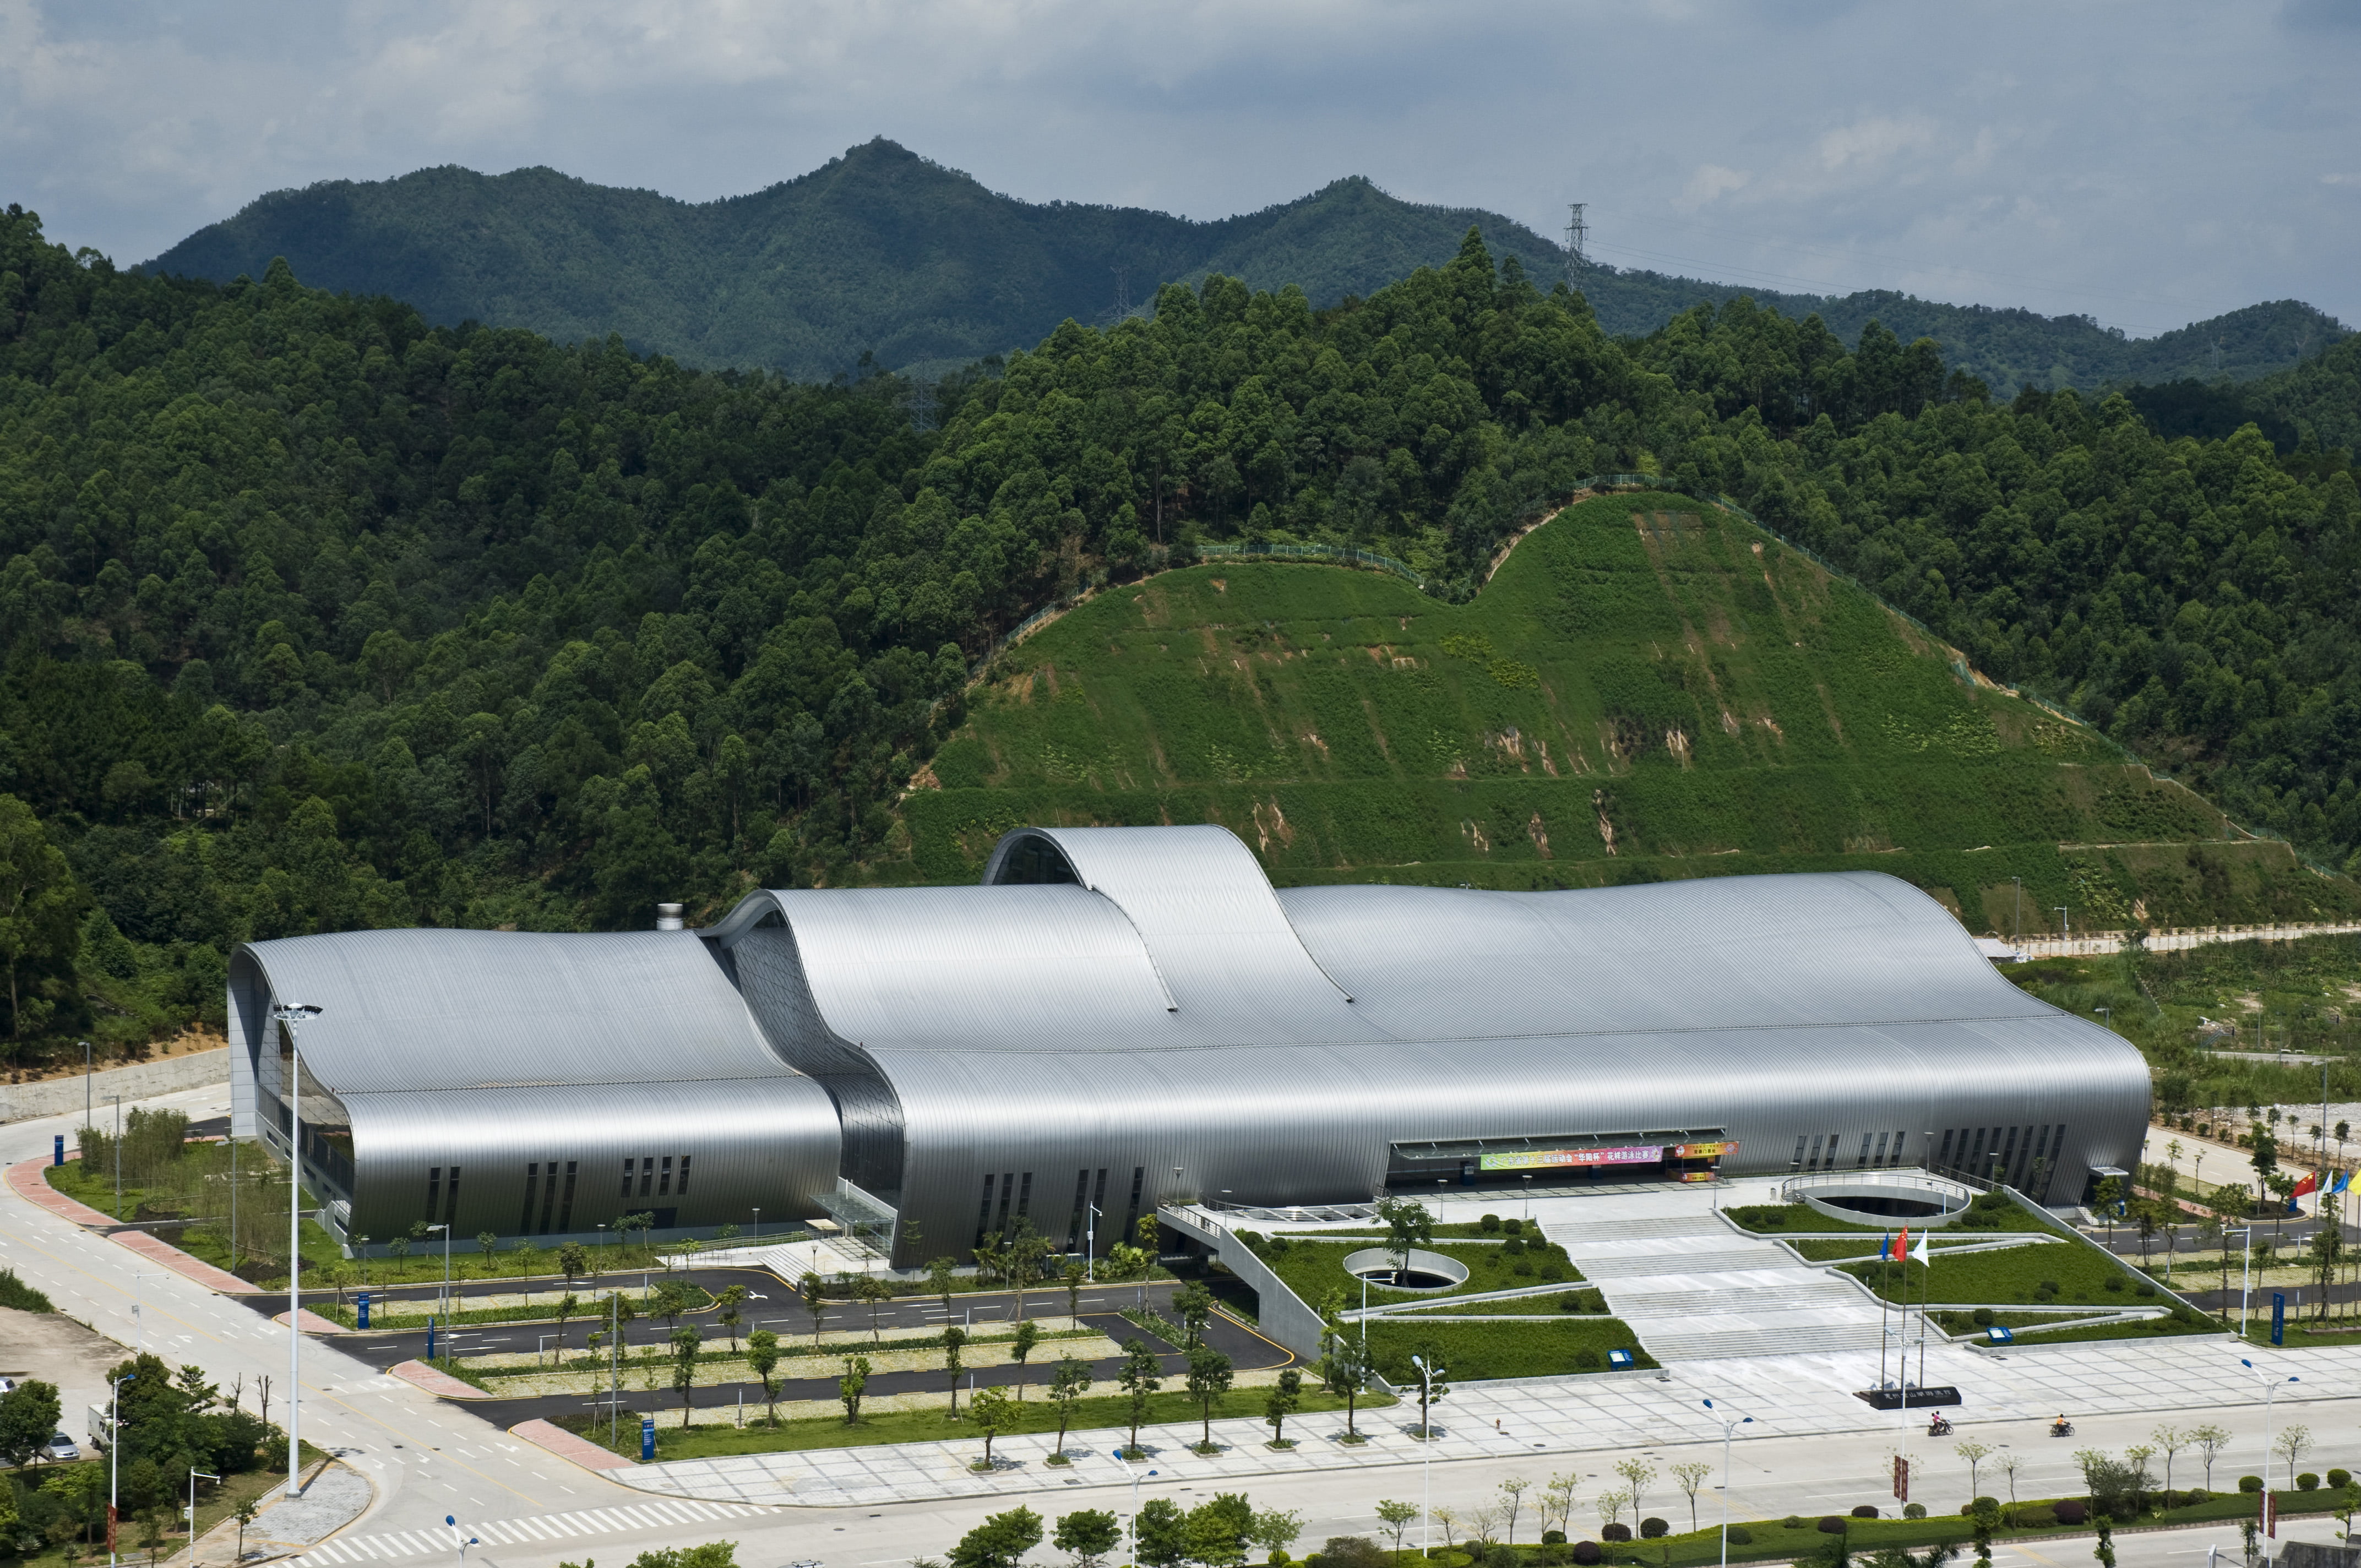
xmin=655 ymin=903 xmax=685 ymax=932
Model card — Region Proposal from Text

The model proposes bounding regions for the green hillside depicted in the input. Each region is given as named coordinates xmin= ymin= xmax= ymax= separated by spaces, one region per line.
xmin=910 ymin=493 xmax=2360 ymax=932
xmin=140 ymin=138 xmax=2345 ymax=399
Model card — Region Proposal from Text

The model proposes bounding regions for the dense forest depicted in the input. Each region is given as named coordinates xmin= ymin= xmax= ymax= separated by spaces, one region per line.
xmin=3 ymin=203 xmax=2360 ymax=1064
xmin=146 ymin=138 xmax=2345 ymax=395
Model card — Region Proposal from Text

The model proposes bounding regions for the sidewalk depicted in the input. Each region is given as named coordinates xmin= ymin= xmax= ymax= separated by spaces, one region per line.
xmin=4 ymin=1152 xmax=253 ymax=1293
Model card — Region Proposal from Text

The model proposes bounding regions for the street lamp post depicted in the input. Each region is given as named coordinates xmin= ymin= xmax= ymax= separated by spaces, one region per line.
xmin=110 ymin=1093 xmax=124 ymax=1219
xmin=107 ymin=1371 xmax=133 ymax=1568
xmin=429 ymin=1223 xmax=450 ymax=1316
xmin=270 ymin=1001 xmax=321 ymax=1501
xmin=1411 ymin=1354 xmax=1445 ymax=1553
xmin=2226 ymin=1226 xmax=2254 ymax=1333
xmin=184 ymin=1469 xmax=219 ymax=1566
xmin=445 ymin=1514 xmax=478 ymax=1568
xmin=1086 ymin=1204 xmax=1101 ymax=1283
xmin=1702 ymin=1398 xmax=1754 ymax=1568
xmin=1116 ymin=1453 xmax=1158 ymax=1568
xmin=2239 ymin=1360 xmax=2299 ymax=1499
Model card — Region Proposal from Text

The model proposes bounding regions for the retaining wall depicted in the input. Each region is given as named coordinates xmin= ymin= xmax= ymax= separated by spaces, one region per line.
xmin=0 ymin=1049 xmax=231 ymax=1125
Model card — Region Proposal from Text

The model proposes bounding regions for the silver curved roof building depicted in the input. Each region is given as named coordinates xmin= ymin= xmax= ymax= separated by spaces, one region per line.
xmin=231 ymin=825 xmax=2148 ymax=1262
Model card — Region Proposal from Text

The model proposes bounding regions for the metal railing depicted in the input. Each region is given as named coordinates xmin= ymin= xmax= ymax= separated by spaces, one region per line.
xmin=1194 ymin=540 xmax=1426 ymax=586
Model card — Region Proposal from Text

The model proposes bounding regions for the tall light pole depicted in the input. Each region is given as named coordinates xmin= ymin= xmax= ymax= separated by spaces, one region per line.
xmin=270 ymin=1001 xmax=321 ymax=1501
xmin=1086 ymin=1204 xmax=1101 ymax=1283
xmin=184 ymin=1469 xmax=218 ymax=1566
xmin=110 ymin=1094 xmax=124 ymax=1219
xmin=1116 ymin=1452 xmax=1157 ymax=1568
xmin=429 ymin=1223 xmax=450 ymax=1317
xmin=2226 ymin=1226 xmax=2254 ymax=1333
xmin=445 ymin=1513 xmax=478 ymax=1568
xmin=107 ymin=1371 xmax=134 ymax=1568
xmin=1412 ymin=1354 xmax=1445 ymax=1553
xmin=2240 ymin=1360 xmax=2298 ymax=1496
xmin=1703 ymin=1398 xmax=1753 ymax=1568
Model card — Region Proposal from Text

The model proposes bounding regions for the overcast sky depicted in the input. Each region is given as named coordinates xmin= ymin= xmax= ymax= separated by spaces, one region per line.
xmin=4 ymin=0 xmax=2358 ymax=337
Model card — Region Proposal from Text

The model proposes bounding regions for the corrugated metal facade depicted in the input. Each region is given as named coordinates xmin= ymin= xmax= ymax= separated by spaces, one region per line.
xmin=235 ymin=826 xmax=2148 ymax=1262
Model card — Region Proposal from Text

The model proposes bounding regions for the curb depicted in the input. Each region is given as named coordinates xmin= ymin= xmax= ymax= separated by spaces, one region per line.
xmin=273 ymin=1308 xmax=352 ymax=1334
xmin=512 ymin=1417 xmax=637 ymax=1473
xmin=4 ymin=1153 xmax=254 ymax=1293
xmin=389 ymin=1360 xmax=496 ymax=1400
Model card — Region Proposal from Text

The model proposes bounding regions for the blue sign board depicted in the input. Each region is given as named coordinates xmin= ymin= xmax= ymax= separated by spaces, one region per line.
xmin=1986 ymin=1325 xmax=2014 ymax=1344
xmin=640 ymin=1415 xmax=656 ymax=1461
xmin=1606 ymin=1348 xmax=1635 ymax=1369
xmin=52 ymin=1135 xmax=63 ymax=1167
xmin=426 ymin=1316 xmax=436 ymax=1359
xmin=356 ymin=1293 xmax=369 ymax=1329
xmin=2272 ymin=1292 xmax=2286 ymax=1347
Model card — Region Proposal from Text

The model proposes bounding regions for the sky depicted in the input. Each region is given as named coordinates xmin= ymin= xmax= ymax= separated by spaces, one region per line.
xmin=3 ymin=0 xmax=2359 ymax=339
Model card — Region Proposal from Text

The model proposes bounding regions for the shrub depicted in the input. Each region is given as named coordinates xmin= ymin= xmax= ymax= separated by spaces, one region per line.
xmin=1759 ymin=1211 xmax=1787 ymax=1228
xmin=1781 ymin=1517 xmax=1804 ymax=1529
xmin=1542 ymin=1532 xmax=1566 ymax=1546
xmin=1271 ymin=1555 xmax=1290 ymax=1566
xmin=1514 ymin=1259 xmax=1535 ymax=1277
xmin=2053 ymin=1501 xmax=2087 ymax=1525
xmin=2298 ymin=1473 xmax=2320 ymax=1491
xmin=1727 ymin=1528 xmax=1754 ymax=1545
xmin=1640 ymin=1518 xmax=1668 ymax=1539
xmin=2184 ymin=1490 xmax=2208 ymax=1505
xmin=1850 ymin=1506 xmax=1878 ymax=1520
xmin=2330 ymin=1470 xmax=2352 ymax=1489
xmin=1972 ymin=1308 xmax=1995 ymax=1326
xmin=1970 ymin=1498 xmax=1998 ymax=1516
xmin=1818 ymin=1517 xmax=1848 ymax=1533
xmin=1602 ymin=1523 xmax=1632 ymax=1543
xmin=1574 ymin=1348 xmax=1602 ymax=1369
xmin=2134 ymin=1280 xmax=2156 ymax=1297
xmin=2103 ymin=1275 xmax=2124 ymax=1292
xmin=1310 ymin=1539 xmax=1385 ymax=1568
xmin=1503 ymin=1236 xmax=1528 ymax=1256
xmin=1557 ymin=1293 xmax=1586 ymax=1312
xmin=1479 ymin=1213 xmax=1502 ymax=1232
xmin=1572 ymin=1543 xmax=1602 ymax=1566
xmin=2240 ymin=1476 xmax=2265 ymax=1494
xmin=1503 ymin=1218 xmax=1524 ymax=1235
xmin=1903 ymin=1505 xmax=1927 ymax=1521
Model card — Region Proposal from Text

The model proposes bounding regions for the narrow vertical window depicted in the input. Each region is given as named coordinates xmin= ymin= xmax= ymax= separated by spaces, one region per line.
xmin=557 ymin=1161 xmax=578 ymax=1231
xmin=621 ymin=1158 xmax=634 ymax=1198
xmin=1792 ymin=1135 xmax=1807 ymax=1169
xmin=539 ymin=1156 xmax=560 ymax=1233
xmin=443 ymin=1166 xmax=461 ymax=1226
xmin=426 ymin=1166 xmax=442 ymax=1217
xmin=677 ymin=1155 xmax=690 ymax=1196
xmin=640 ymin=1157 xmax=654 ymax=1198
xmin=977 ymin=1174 xmax=996 ymax=1245
xmin=659 ymin=1156 xmax=673 ymax=1197
xmin=520 ymin=1164 xmax=540 ymax=1236
xmin=1122 ymin=1164 xmax=1145 ymax=1240
xmin=1872 ymin=1132 xmax=1890 ymax=1163
xmin=1937 ymin=1130 xmax=1955 ymax=1170
xmin=1999 ymin=1125 xmax=2021 ymax=1184
xmin=1805 ymin=1135 xmax=1823 ymax=1169
xmin=995 ymin=1169 xmax=1015 ymax=1234
xmin=1067 ymin=1169 xmax=1090 ymax=1251
xmin=1016 ymin=1171 xmax=1033 ymax=1219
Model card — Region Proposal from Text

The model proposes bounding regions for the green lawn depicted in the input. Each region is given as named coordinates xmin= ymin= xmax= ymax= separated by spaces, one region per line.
xmin=1363 ymin=1315 xmax=1655 ymax=1380
xmin=314 ymin=1282 xmax=715 ymax=1330
xmin=1391 ymin=1290 xmax=1608 ymax=1317
xmin=1723 ymin=1202 xmax=1890 ymax=1235
xmin=556 ymin=1385 xmax=1395 ymax=1461
xmin=1244 ymin=1234 xmax=1580 ymax=1314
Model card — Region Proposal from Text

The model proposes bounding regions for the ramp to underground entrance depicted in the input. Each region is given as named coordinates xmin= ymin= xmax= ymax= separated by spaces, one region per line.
xmin=1785 ymin=1171 xmax=1978 ymax=1226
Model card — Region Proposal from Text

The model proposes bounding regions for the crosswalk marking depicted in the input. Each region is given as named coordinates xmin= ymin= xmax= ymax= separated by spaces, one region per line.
xmin=289 ymin=1501 xmax=766 ymax=1567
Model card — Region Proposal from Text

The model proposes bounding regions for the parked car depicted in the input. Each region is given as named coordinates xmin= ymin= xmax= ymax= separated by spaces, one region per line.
xmin=42 ymin=1434 xmax=77 ymax=1462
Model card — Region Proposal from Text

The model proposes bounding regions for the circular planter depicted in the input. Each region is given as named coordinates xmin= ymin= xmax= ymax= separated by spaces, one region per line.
xmin=1341 ymin=1246 xmax=1470 ymax=1292
xmin=1798 ymin=1175 xmax=1978 ymax=1228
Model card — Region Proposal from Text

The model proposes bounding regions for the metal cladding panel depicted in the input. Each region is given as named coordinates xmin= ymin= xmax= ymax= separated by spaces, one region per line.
xmin=338 ymin=1077 xmax=840 ymax=1242
xmin=743 ymin=885 xmax=1178 ymax=1050
xmin=235 ymin=927 xmax=788 ymax=1091
xmin=987 ymin=825 xmax=1363 ymax=1041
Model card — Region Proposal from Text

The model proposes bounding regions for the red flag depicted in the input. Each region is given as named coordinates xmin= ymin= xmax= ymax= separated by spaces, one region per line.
xmin=1895 ymin=1226 xmax=1910 ymax=1261
xmin=2293 ymin=1173 xmax=2319 ymax=1199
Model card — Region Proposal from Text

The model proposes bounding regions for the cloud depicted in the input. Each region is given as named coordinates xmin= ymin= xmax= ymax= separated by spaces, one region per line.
xmin=1 ymin=1 xmax=2358 ymax=333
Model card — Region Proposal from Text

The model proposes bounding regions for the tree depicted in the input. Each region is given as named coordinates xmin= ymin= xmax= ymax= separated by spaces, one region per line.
xmin=1956 ymin=1440 xmax=1993 ymax=1499
xmin=1542 ymin=1473 xmax=1579 ymax=1538
xmin=1263 ymin=1367 xmax=1302 ymax=1447
xmin=1375 ymin=1501 xmax=1419 ymax=1555
xmin=2310 ymin=1207 xmax=2343 ymax=1317
xmin=1005 ymin=1218 xmax=1054 ymax=1318
xmin=668 ymin=1326 xmax=700 ymax=1428
xmin=747 ymin=1329 xmax=782 ymax=1427
xmin=558 ymin=1243 xmax=589 ymax=1284
xmin=2275 ymin=1424 xmax=2313 ymax=1486
xmin=1062 ymin=1261 xmax=1085 ymax=1320
xmin=1615 ymin=1458 xmax=1658 ymax=1516
xmin=1374 ymin=1192 xmax=1434 ymax=1282
xmin=0 ymin=794 xmax=84 ymax=1063
xmin=0 ymin=1379 xmax=61 ymax=1468
xmin=1047 ymin=1354 xmax=1093 ymax=1460
xmin=1672 ymin=1461 xmax=1712 ymax=1533
xmin=715 ymin=1284 xmax=748 ymax=1351
xmin=949 ymin=1506 xmax=1043 ymax=1568
xmin=475 ymin=1231 xmax=499 ymax=1275
xmin=652 ymin=1280 xmax=694 ymax=1337
xmin=2150 ymin=1426 xmax=2184 ymax=1499
xmin=552 ymin=1291 xmax=580 ymax=1353
xmin=1010 ymin=1318 xmax=1041 ymax=1400
xmin=798 ymin=1271 xmax=829 ymax=1343
xmin=928 ymin=1256 xmax=960 ymax=1317
xmin=839 ymin=1355 xmax=869 ymax=1425
xmin=1173 ymin=1281 xmax=1214 ymax=1349
xmin=1184 ymin=1344 xmax=1233 ymax=1450
xmin=1053 ymin=1509 xmax=1122 ymax=1568
xmin=1323 ymin=1331 xmax=1372 ymax=1439
xmin=2252 ymin=1132 xmax=2280 ymax=1208
xmin=2094 ymin=1175 xmax=2124 ymax=1246
xmin=967 ymin=1385 xmax=1016 ymax=1468
xmin=1136 ymin=1498 xmax=1187 ymax=1568
xmin=2186 ymin=1423 xmax=2228 ymax=1489
xmin=1247 ymin=1508 xmax=1303 ymax=1562
xmin=1117 ymin=1337 xmax=1162 ymax=1457
xmin=2094 ymin=1517 xmax=2115 ymax=1568
xmin=855 ymin=1276 xmax=891 ymax=1343
xmin=1183 ymin=1495 xmax=1254 ymax=1568
xmin=942 ymin=1325 xmax=968 ymax=1417
xmin=233 ymin=1498 xmax=259 ymax=1563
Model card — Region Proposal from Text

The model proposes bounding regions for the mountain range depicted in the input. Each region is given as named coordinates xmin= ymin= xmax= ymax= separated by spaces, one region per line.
xmin=145 ymin=138 xmax=2347 ymax=396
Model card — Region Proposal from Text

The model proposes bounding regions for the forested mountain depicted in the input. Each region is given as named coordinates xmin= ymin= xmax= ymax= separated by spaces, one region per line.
xmin=4 ymin=204 xmax=2360 ymax=1069
xmin=145 ymin=139 xmax=2347 ymax=398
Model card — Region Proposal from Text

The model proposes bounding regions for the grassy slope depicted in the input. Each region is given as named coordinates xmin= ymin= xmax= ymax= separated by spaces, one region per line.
xmin=911 ymin=492 xmax=2361 ymax=927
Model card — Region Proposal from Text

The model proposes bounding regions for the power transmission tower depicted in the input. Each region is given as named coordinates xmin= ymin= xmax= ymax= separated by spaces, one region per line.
xmin=1108 ymin=265 xmax=1132 ymax=324
xmin=1564 ymin=203 xmax=1588 ymax=281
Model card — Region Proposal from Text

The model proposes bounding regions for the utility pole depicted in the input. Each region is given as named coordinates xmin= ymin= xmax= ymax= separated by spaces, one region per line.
xmin=1564 ymin=204 xmax=1588 ymax=282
